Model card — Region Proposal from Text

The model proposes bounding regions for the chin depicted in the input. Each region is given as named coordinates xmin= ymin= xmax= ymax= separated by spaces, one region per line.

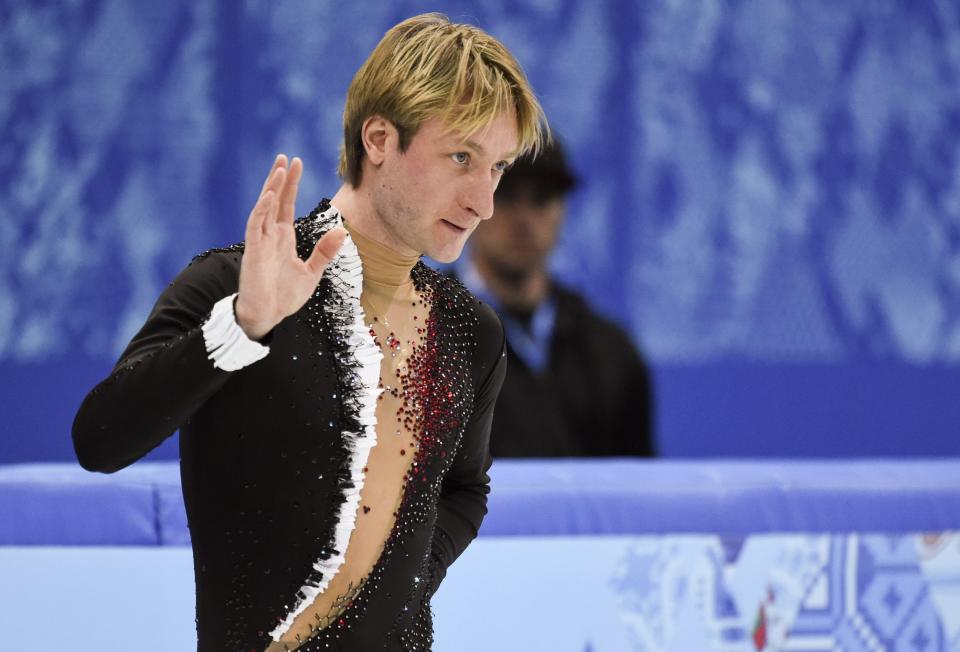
xmin=428 ymin=241 xmax=468 ymax=264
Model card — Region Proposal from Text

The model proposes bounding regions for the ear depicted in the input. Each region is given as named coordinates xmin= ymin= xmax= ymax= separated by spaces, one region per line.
xmin=360 ymin=115 xmax=397 ymax=167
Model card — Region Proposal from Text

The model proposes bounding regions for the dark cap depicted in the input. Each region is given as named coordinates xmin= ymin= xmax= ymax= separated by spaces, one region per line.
xmin=496 ymin=136 xmax=579 ymax=203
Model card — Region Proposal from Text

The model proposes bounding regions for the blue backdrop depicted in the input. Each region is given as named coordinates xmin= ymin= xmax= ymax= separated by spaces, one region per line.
xmin=2 ymin=0 xmax=960 ymax=462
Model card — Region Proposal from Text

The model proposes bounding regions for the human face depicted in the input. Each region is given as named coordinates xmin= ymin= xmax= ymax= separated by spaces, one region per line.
xmin=369 ymin=112 xmax=521 ymax=263
xmin=470 ymin=192 xmax=565 ymax=278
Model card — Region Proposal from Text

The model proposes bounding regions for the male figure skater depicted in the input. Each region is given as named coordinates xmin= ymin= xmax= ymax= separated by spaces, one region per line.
xmin=73 ymin=13 xmax=546 ymax=651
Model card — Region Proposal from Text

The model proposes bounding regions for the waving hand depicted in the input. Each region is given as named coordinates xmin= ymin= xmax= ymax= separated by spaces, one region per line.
xmin=235 ymin=155 xmax=346 ymax=340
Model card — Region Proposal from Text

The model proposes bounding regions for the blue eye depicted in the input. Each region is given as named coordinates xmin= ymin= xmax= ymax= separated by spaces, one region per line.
xmin=494 ymin=160 xmax=511 ymax=172
xmin=451 ymin=152 xmax=469 ymax=164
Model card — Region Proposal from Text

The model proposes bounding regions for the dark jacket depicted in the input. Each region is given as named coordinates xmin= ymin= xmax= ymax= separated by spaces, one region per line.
xmin=487 ymin=284 xmax=654 ymax=458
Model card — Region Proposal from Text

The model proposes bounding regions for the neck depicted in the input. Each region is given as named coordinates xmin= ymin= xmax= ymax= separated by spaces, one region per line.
xmin=331 ymin=183 xmax=417 ymax=258
xmin=331 ymin=187 xmax=419 ymax=288
xmin=471 ymin=252 xmax=550 ymax=312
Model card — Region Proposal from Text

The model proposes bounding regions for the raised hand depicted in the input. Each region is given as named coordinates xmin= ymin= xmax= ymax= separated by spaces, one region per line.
xmin=235 ymin=154 xmax=346 ymax=340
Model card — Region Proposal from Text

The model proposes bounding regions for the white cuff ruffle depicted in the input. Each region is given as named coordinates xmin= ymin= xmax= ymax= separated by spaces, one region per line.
xmin=201 ymin=293 xmax=270 ymax=371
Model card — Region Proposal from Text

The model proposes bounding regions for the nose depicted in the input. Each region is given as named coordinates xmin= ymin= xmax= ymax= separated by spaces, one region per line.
xmin=460 ymin=170 xmax=496 ymax=221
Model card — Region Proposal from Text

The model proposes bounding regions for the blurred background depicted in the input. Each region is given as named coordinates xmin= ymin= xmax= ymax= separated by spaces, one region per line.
xmin=3 ymin=0 xmax=960 ymax=462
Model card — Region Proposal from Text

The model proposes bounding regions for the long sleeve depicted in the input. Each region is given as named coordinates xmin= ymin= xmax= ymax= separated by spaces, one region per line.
xmin=72 ymin=251 xmax=264 ymax=473
xmin=427 ymin=306 xmax=507 ymax=596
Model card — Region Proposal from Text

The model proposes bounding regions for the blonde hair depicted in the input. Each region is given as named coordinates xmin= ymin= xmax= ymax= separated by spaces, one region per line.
xmin=338 ymin=13 xmax=548 ymax=186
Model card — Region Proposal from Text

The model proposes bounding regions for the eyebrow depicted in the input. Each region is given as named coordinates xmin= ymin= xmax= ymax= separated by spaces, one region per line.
xmin=464 ymin=139 xmax=521 ymax=161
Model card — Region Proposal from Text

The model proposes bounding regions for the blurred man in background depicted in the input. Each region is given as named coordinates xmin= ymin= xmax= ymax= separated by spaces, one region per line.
xmin=457 ymin=138 xmax=656 ymax=457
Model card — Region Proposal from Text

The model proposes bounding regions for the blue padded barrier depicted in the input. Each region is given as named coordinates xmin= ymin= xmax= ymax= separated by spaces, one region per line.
xmin=3 ymin=459 xmax=960 ymax=545
xmin=480 ymin=458 xmax=960 ymax=535
xmin=0 ymin=464 xmax=160 ymax=545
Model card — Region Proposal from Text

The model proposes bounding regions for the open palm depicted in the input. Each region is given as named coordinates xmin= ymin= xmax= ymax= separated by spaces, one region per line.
xmin=235 ymin=155 xmax=346 ymax=340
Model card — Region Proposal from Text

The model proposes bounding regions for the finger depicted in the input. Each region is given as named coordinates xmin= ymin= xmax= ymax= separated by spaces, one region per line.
xmin=278 ymin=157 xmax=303 ymax=225
xmin=263 ymin=165 xmax=287 ymax=200
xmin=259 ymin=154 xmax=287 ymax=196
xmin=305 ymin=226 xmax=346 ymax=277
xmin=257 ymin=167 xmax=286 ymax=237
xmin=246 ymin=189 xmax=277 ymax=243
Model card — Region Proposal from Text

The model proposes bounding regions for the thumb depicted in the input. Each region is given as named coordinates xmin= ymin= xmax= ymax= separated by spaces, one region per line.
xmin=305 ymin=226 xmax=347 ymax=277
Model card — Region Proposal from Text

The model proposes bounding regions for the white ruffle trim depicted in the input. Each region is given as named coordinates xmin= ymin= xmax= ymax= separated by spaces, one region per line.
xmin=270 ymin=208 xmax=383 ymax=641
xmin=201 ymin=293 xmax=270 ymax=371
